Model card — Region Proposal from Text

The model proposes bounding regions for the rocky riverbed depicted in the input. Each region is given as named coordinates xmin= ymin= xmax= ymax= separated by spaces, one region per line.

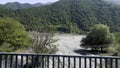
xmin=53 ymin=34 xmax=99 ymax=68
xmin=54 ymin=34 xmax=86 ymax=55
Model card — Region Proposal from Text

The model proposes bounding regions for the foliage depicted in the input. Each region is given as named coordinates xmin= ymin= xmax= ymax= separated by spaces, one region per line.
xmin=81 ymin=24 xmax=114 ymax=50
xmin=0 ymin=18 xmax=31 ymax=52
xmin=107 ymin=44 xmax=120 ymax=56
xmin=26 ymin=25 xmax=58 ymax=68
xmin=1 ymin=0 xmax=120 ymax=33
xmin=31 ymin=32 xmax=58 ymax=54
xmin=30 ymin=24 xmax=58 ymax=54
xmin=113 ymin=32 xmax=120 ymax=44
xmin=107 ymin=33 xmax=120 ymax=56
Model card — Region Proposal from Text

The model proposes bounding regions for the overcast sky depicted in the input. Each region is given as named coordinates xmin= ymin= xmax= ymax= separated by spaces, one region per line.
xmin=0 ymin=0 xmax=59 ymax=4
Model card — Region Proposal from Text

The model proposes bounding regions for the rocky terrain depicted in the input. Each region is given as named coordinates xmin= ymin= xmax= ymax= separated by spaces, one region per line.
xmin=54 ymin=34 xmax=99 ymax=68
xmin=55 ymin=34 xmax=86 ymax=55
xmin=1 ymin=34 xmax=101 ymax=68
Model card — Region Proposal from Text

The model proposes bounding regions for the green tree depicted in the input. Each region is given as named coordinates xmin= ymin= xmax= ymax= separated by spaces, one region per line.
xmin=0 ymin=18 xmax=31 ymax=52
xmin=107 ymin=33 xmax=120 ymax=56
xmin=81 ymin=24 xmax=114 ymax=51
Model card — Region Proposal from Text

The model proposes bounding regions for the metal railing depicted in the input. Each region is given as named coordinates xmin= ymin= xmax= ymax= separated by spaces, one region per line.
xmin=0 ymin=52 xmax=120 ymax=68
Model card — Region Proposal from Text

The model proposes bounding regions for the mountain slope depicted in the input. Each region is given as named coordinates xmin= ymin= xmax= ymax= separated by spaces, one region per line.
xmin=0 ymin=2 xmax=43 ymax=10
xmin=17 ymin=0 xmax=120 ymax=32
xmin=1 ymin=0 xmax=120 ymax=32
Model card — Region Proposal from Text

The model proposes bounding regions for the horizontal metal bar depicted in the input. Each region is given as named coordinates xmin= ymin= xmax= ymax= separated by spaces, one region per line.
xmin=0 ymin=52 xmax=119 ymax=59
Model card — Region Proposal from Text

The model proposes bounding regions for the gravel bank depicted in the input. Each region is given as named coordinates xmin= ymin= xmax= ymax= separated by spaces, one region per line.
xmin=53 ymin=34 xmax=99 ymax=68
xmin=54 ymin=34 xmax=86 ymax=55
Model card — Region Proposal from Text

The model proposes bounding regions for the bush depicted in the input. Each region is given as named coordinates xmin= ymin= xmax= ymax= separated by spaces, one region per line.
xmin=0 ymin=18 xmax=32 ymax=52
xmin=81 ymin=24 xmax=114 ymax=51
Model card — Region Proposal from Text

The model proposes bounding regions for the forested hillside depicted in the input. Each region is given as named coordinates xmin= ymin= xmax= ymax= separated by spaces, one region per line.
xmin=1 ymin=0 xmax=120 ymax=33
xmin=0 ymin=2 xmax=43 ymax=10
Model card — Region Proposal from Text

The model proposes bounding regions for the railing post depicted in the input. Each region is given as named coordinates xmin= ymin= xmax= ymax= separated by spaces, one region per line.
xmin=10 ymin=55 xmax=13 ymax=68
xmin=89 ymin=57 xmax=91 ymax=68
xmin=63 ymin=56 xmax=65 ymax=68
xmin=47 ymin=56 xmax=49 ymax=68
xmin=115 ymin=59 xmax=118 ymax=68
xmin=79 ymin=57 xmax=81 ymax=68
xmin=42 ymin=56 xmax=44 ymax=68
xmin=105 ymin=58 xmax=108 ymax=68
xmin=84 ymin=57 xmax=86 ymax=68
xmin=100 ymin=58 xmax=102 ymax=68
xmin=68 ymin=57 xmax=70 ymax=68
xmin=15 ymin=55 xmax=18 ymax=68
xmin=21 ymin=55 xmax=23 ymax=68
xmin=5 ymin=55 xmax=8 ymax=68
xmin=36 ymin=55 xmax=39 ymax=68
xmin=0 ymin=54 xmax=2 ymax=68
xmin=74 ymin=57 xmax=76 ymax=68
xmin=110 ymin=58 xmax=113 ymax=68
xmin=52 ymin=56 xmax=54 ymax=68
xmin=32 ymin=55 xmax=35 ymax=68
xmin=95 ymin=58 xmax=97 ymax=68
xmin=26 ymin=55 xmax=28 ymax=68
xmin=58 ymin=56 xmax=60 ymax=68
